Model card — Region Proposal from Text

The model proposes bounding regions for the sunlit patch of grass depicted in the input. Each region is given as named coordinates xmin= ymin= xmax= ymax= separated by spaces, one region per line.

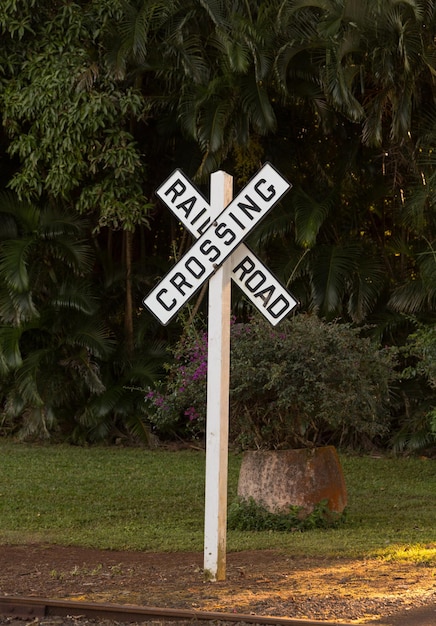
xmin=373 ymin=543 xmax=436 ymax=566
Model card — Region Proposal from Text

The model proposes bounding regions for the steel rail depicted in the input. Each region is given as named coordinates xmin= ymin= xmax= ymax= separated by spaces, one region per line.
xmin=0 ymin=596 xmax=371 ymax=626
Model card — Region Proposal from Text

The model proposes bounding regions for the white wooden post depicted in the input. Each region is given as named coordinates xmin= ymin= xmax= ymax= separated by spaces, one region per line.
xmin=203 ymin=171 xmax=233 ymax=581
xmin=143 ymin=164 xmax=292 ymax=581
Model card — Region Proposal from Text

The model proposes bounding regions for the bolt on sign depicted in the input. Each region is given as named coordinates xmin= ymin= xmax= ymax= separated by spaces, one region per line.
xmin=143 ymin=164 xmax=296 ymax=582
xmin=144 ymin=162 xmax=298 ymax=325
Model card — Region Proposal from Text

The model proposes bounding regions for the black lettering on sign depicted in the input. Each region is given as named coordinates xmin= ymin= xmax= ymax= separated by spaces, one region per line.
xmin=176 ymin=196 xmax=196 ymax=219
xmin=215 ymin=222 xmax=236 ymax=245
xmin=237 ymin=194 xmax=261 ymax=220
xmin=185 ymin=256 xmax=206 ymax=279
xmin=199 ymin=239 xmax=221 ymax=263
xmin=172 ymin=195 xmax=211 ymax=234
xmin=243 ymin=267 xmax=276 ymax=308
xmin=267 ymin=295 xmax=290 ymax=318
xmin=254 ymin=178 xmax=276 ymax=202
xmin=233 ymin=256 xmax=291 ymax=312
xmin=191 ymin=207 xmax=207 ymax=224
xmin=170 ymin=272 xmax=192 ymax=295
xmin=254 ymin=285 xmax=275 ymax=306
xmin=228 ymin=211 xmax=246 ymax=230
xmin=164 ymin=179 xmax=186 ymax=203
xmin=191 ymin=207 xmax=211 ymax=235
xmin=233 ymin=256 xmax=255 ymax=279
xmin=197 ymin=216 xmax=211 ymax=234
xmin=156 ymin=288 xmax=176 ymax=311
xmin=245 ymin=269 xmax=267 ymax=292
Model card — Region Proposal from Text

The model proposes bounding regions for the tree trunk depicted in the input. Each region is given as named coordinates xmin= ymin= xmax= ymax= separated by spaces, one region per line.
xmin=124 ymin=229 xmax=134 ymax=357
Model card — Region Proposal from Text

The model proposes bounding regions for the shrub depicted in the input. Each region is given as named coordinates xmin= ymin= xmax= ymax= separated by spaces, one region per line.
xmin=146 ymin=314 xmax=397 ymax=449
xmin=227 ymin=497 xmax=345 ymax=531
xmin=393 ymin=323 xmax=436 ymax=452
xmin=229 ymin=314 xmax=396 ymax=449
xmin=401 ymin=324 xmax=436 ymax=389
xmin=145 ymin=326 xmax=208 ymax=440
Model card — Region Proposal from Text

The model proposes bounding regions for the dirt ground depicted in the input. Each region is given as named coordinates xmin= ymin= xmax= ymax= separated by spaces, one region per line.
xmin=0 ymin=544 xmax=435 ymax=624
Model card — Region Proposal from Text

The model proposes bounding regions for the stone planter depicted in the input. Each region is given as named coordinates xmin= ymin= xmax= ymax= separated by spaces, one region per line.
xmin=237 ymin=446 xmax=347 ymax=517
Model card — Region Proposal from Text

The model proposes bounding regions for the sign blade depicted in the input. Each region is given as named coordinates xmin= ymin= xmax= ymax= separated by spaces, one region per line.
xmin=156 ymin=169 xmax=219 ymax=235
xmin=230 ymin=246 xmax=298 ymax=325
xmin=147 ymin=163 xmax=295 ymax=324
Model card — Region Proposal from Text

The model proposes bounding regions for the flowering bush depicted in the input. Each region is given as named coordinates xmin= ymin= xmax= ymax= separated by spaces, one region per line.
xmin=145 ymin=327 xmax=208 ymax=439
xmin=146 ymin=314 xmax=397 ymax=449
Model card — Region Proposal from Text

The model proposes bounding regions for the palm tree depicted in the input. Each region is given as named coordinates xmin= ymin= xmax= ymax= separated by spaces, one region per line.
xmin=105 ymin=0 xmax=280 ymax=180
xmin=0 ymin=194 xmax=111 ymax=435
xmin=0 ymin=192 xmax=168 ymax=442
xmin=243 ymin=0 xmax=436 ymax=325
xmin=0 ymin=193 xmax=113 ymax=438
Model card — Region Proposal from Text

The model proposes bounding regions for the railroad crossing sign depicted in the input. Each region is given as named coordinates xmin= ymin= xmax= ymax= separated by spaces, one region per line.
xmin=143 ymin=164 xmax=295 ymax=582
xmin=143 ymin=162 xmax=297 ymax=325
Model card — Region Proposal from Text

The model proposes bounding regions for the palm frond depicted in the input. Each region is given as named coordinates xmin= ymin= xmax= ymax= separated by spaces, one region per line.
xmin=419 ymin=248 xmax=436 ymax=288
xmin=364 ymin=310 xmax=413 ymax=344
xmin=123 ymin=413 xmax=154 ymax=445
xmin=388 ymin=278 xmax=428 ymax=313
xmin=0 ymin=192 xmax=39 ymax=234
xmin=400 ymin=184 xmax=435 ymax=235
xmin=52 ymin=282 xmax=98 ymax=316
xmin=293 ymin=188 xmax=331 ymax=248
xmin=217 ymin=30 xmax=251 ymax=73
xmin=197 ymin=97 xmax=232 ymax=153
xmin=73 ymin=407 xmax=113 ymax=442
xmin=197 ymin=0 xmax=228 ymax=30
xmin=66 ymin=321 xmax=115 ymax=360
xmin=388 ymin=246 xmax=436 ymax=313
xmin=0 ymin=325 xmax=23 ymax=370
xmin=13 ymin=350 xmax=48 ymax=406
xmin=0 ymin=238 xmax=32 ymax=292
xmin=274 ymin=42 xmax=320 ymax=95
xmin=118 ymin=1 xmax=151 ymax=61
xmin=325 ymin=61 xmax=365 ymax=122
xmin=18 ymin=406 xmax=56 ymax=440
xmin=245 ymin=203 xmax=294 ymax=250
xmin=285 ymin=0 xmax=333 ymax=14
xmin=0 ymin=289 xmax=39 ymax=324
xmin=391 ymin=419 xmax=436 ymax=453
xmin=347 ymin=254 xmax=386 ymax=323
xmin=43 ymin=238 xmax=94 ymax=275
xmin=195 ymin=149 xmax=224 ymax=180
xmin=240 ymin=73 xmax=276 ymax=133
xmin=361 ymin=91 xmax=388 ymax=145
xmin=85 ymin=386 xmax=125 ymax=420
xmin=39 ymin=208 xmax=88 ymax=238
xmin=170 ymin=33 xmax=210 ymax=84
xmin=311 ymin=244 xmax=361 ymax=317
xmin=60 ymin=353 xmax=106 ymax=395
xmin=0 ymin=213 xmax=19 ymax=241
xmin=121 ymin=359 xmax=166 ymax=387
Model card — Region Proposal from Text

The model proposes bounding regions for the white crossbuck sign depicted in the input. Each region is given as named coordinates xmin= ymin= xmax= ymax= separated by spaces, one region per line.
xmin=144 ymin=163 xmax=298 ymax=325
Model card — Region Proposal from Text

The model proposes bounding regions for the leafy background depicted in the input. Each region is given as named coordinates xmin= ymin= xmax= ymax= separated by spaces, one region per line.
xmin=0 ymin=0 xmax=436 ymax=452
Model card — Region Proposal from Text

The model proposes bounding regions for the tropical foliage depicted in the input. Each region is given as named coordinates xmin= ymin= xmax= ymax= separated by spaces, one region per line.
xmin=0 ymin=194 xmax=164 ymax=442
xmin=394 ymin=322 xmax=436 ymax=452
xmin=1 ymin=0 xmax=436 ymax=450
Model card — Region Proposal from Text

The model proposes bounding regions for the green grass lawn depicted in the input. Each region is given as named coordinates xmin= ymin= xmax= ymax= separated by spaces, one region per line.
xmin=0 ymin=441 xmax=434 ymax=564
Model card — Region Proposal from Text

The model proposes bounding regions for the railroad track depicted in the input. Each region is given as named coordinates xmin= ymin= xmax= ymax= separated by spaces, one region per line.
xmin=0 ymin=596 xmax=366 ymax=626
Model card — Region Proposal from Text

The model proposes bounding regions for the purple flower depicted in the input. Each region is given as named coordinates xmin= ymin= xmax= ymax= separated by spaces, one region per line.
xmin=184 ymin=406 xmax=199 ymax=421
